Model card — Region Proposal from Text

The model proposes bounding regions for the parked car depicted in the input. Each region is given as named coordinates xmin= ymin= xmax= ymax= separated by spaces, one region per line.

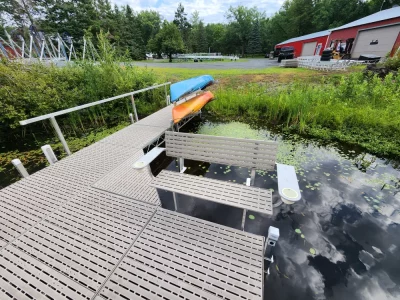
xmin=278 ymin=46 xmax=294 ymax=62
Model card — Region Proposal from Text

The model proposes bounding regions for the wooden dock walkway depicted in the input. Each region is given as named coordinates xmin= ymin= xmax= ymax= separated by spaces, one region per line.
xmin=0 ymin=103 xmax=265 ymax=300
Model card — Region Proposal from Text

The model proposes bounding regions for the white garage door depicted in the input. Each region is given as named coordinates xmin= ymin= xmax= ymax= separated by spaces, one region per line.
xmin=352 ymin=24 xmax=400 ymax=58
xmin=301 ymin=42 xmax=317 ymax=56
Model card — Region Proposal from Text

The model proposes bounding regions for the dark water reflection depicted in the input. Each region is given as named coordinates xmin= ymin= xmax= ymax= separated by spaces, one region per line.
xmin=159 ymin=119 xmax=400 ymax=300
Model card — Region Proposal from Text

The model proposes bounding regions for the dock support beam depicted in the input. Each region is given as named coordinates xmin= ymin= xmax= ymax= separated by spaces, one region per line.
xmin=50 ymin=116 xmax=71 ymax=155
xmin=131 ymin=95 xmax=139 ymax=122
xmin=11 ymin=159 xmax=29 ymax=178
xmin=41 ymin=145 xmax=58 ymax=165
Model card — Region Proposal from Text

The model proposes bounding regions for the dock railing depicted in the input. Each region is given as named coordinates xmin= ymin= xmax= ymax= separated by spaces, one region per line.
xmin=19 ymin=82 xmax=171 ymax=155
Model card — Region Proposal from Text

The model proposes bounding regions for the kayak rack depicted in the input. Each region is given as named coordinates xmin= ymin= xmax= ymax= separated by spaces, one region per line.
xmin=169 ymin=88 xmax=208 ymax=132
xmin=171 ymin=110 xmax=201 ymax=132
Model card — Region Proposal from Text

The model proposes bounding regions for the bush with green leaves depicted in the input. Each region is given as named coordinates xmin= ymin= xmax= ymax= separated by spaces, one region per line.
xmin=0 ymin=59 xmax=165 ymax=144
xmin=384 ymin=51 xmax=400 ymax=71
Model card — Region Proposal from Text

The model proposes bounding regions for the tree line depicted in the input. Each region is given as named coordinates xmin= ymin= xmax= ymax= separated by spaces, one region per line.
xmin=1 ymin=0 xmax=399 ymax=60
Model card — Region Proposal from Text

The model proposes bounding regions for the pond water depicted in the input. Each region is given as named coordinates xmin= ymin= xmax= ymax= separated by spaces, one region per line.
xmin=160 ymin=119 xmax=400 ymax=300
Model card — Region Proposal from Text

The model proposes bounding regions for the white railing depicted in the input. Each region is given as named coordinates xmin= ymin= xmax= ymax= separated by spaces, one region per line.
xmin=19 ymin=82 xmax=171 ymax=155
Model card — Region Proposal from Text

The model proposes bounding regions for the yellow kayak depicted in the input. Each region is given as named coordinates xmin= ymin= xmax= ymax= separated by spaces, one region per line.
xmin=172 ymin=91 xmax=214 ymax=124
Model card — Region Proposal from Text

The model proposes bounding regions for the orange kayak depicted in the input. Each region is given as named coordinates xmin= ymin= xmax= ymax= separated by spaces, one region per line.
xmin=172 ymin=91 xmax=214 ymax=124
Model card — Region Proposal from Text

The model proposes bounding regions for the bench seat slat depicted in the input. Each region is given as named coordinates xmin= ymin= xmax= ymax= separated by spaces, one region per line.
xmin=167 ymin=144 xmax=277 ymax=160
xmin=151 ymin=170 xmax=273 ymax=215
xmin=167 ymin=148 xmax=276 ymax=169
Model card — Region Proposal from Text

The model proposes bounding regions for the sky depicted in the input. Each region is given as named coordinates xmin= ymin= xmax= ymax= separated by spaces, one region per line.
xmin=111 ymin=0 xmax=286 ymax=23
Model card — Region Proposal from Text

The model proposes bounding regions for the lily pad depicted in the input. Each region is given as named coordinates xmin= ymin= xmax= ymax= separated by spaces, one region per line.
xmin=295 ymin=229 xmax=302 ymax=234
xmin=249 ymin=215 xmax=255 ymax=220
xmin=309 ymin=248 xmax=316 ymax=255
xmin=301 ymin=234 xmax=305 ymax=239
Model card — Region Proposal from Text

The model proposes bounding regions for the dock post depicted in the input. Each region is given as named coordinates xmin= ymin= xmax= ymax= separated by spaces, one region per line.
xmin=264 ymin=226 xmax=280 ymax=274
xmin=11 ymin=159 xmax=29 ymax=178
xmin=129 ymin=113 xmax=134 ymax=124
xmin=41 ymin=145 xmax=58 ymax=165
xmin=50 ymin=116 xmax=71 ymax=155
xmin=131 ymin=95 xmax=139 ymax=122
xmin=173 ymin=192 xmax=178 ymax=211
xmin=250 ymin=168 xmax=256 ymax=186
xmin=164 ymin=85 xmax=168 ymax=105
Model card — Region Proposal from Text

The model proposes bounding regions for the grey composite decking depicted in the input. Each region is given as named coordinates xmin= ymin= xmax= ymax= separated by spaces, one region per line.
xmin=95 ymin=208 xmax=264 ymax=300
xmin=0 ymin=102 xmax=266 ymax=300
xmin=152 ymin=170 xmax=273 ymax=215
xmin=93 ymin=150 xmax=161 ymax=205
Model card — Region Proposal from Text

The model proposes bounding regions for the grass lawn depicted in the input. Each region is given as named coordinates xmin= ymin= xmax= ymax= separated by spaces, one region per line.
xmin=147 ymin=66 xmax=332 ymax=88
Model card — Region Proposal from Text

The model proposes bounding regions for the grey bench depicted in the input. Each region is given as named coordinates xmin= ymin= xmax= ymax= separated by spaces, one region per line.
xmin=135 ymin=131 xmax=301 ymax=229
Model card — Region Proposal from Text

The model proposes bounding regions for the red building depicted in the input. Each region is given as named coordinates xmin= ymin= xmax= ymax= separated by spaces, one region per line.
xmin=327 ymin=6 xmax=400 ymax=58
xmin=275 ymin=30 xmax=331 ymax=57
xmin=275 ymin=6 xmax=400 ymax=59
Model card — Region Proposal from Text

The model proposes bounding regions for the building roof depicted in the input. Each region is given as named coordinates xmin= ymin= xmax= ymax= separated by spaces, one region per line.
xmin=276 ymin=30 xmax=331 ymax=46
xmin=332 ymin=6 xmax=400 ymax=31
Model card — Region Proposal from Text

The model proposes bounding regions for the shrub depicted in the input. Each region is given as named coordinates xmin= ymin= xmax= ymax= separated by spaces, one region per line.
xmin=383 ymin=51 xmax=400 ymax=71
xmin=0 ymin=59 xmax=165 ymax=144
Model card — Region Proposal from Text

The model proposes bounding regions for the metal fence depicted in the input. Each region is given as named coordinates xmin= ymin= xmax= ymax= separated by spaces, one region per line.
xmin=19 ymin=82 xmax=171 ymax=155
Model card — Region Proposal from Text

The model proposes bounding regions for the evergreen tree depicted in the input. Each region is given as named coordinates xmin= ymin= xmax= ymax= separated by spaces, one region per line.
xmin=226 ymin=6 xmax=263 ymax=56
xmin=248 ymin=20 xmax=262 ymax=55
xmin=39 ymin=0 xmax=98 ymax=38
xmin=1 ymin=0 xmax=39 ymax=27
xmin=173 ymin=3 xmax=191 ymax=49
xmin=188 ymin=11 xmax=200 ymax=52
xmin=119 ymin=5 xmax=145 ymax=59
xmin=197 ymin=21 xmax=208 ymax=53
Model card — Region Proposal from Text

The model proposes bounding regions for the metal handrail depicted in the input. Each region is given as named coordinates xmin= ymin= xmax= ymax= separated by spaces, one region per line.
xmin=19 ymin=82 xmax=171 ymax=155
xmin=20 ymin=82 xmax=171 ymax=125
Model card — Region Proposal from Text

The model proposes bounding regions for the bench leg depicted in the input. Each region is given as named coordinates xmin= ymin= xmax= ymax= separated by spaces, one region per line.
xmin=241 ymin=209 xmax=246 ymax=231
xmin=173 ymin=192 xmax=178 ymax=211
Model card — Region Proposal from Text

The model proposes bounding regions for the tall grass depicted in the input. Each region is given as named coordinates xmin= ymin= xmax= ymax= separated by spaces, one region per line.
xmin=208 ymin=72 xmax=400 ymax=156
xmin=0 ymin=60 xmax=166 ymax=148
